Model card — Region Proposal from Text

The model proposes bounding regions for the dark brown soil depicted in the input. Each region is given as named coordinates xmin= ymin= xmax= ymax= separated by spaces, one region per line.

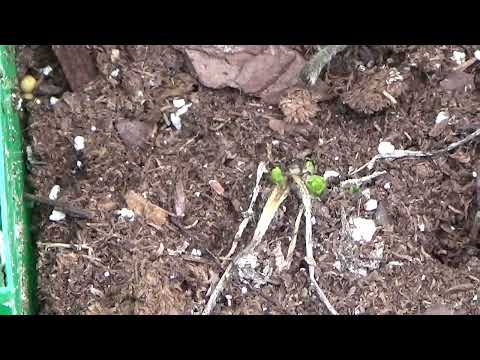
xmin=19 ymin=45 xmax=480 ymax=315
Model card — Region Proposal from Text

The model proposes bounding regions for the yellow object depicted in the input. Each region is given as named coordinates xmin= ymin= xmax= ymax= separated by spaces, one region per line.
xmin=20 ymin=75 xmax=37 ymax=93
xmin=22 ymin=93 xmax=33 ymax=100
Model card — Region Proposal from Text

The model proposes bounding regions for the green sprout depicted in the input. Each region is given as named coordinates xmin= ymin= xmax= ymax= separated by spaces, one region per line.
xmin=271 ymin=166 xmax=286 ymax=186
xmin=350 ymin=185 xmax=360 ymax=193
xmin=304 ymin=160 xmax=316 ymax=175
xmin=306 ymin=175 xmax=327 ymax=197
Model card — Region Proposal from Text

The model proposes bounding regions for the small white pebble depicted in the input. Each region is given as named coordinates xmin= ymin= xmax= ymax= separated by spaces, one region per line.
xmin=225 ymin=294 xmax=233 ymax=307
xmin=350 ymin=217 xmax=377 ymax=243
xmin=99 ymin=177 xmax=103 ymax=182
xmin=241 ymin=287 xmax=248 ymax=295
xmin=364 ymin=199 xmax=378 ymax=211
xmin=378 ymin=141 xmax=395 ymax=155
xmin=76 ymin=161 xmax=82 ymax=168
xmin=175 ymin=103 xmax=192 ymax=117
xmin=272 ymin=140 xmax=280 ymax=146
xmin=475 ymin=50 xmax=480 ymax=61
xmin=49 ymin=96 xmax=59 ymax=106
xmin=323 ymin=170 xmax=340 ymax=180
xmin=194 ymin=191 xmax=200 ymax=197
xmin=262 ymin=307 xmax=268 ymax=312
xmin=116 ymin=208 xmax=135 ymax=222
xmin=473 ymin=171 xmax=477 ymax=178
xmin=74 ymin=136 xmax=85 ymax=151
xmin=450 ymin=226 xmax=455 ymax=231
xmin=16 ymin=97 xmax=23 ymax=111
xmin=40 ymin=65 xmax=53 ymax=76
xmin=91 ymin=126 xmax=97 ymax=132
xmin=421 ymin=274 xmax=426 ymax=281
xmin=334 ymin=156 xmax=339 ymax=161
xmin=191 ymin=248 xmax=202 ymax=257
xmin=49 ymin=210 xmax=66 ymax=222
xmin=34 ymin=98 xmax=41 ymax=105
xmin=311 ymin=216 xmax=316 ymax=225
xmin=451 ymin=50 xmax=466 ymax=65
xmin=48 ymin=185 xmax=61 ymax=201
xmin=170 ymin=274 xmax=175 ymax=279
xmin=173 ymin=98 xmax=186 ymax=108
xmin=104 ymin=271 xmax=110 ymax=277
xmin=333 ymin=261 xmax=342 ymax=271
xmin=418 ymin=223 xmax=425 ymax=232
xmin=435 ymin=111 xmax=449 ymax=124
xmin=473 ymin=294 xmax=478 ymax=302
xmin=110 ymin=68 xmax=120 ymax=78
xmin=384 ymin=182 xmax=391 ymax=190
xmin=170 ymin=113 xmax=182 ymax=130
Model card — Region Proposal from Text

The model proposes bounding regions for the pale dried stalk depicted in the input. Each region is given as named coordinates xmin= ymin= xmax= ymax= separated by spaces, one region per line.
xmin=222 ymin=162 xmax=267 ymax=260
xmin=291 ymin=175 xmax=338 ymax=315
xmin=38 ymin=242 xmax=91 ymax=251
xmin=285 ymin=205 xmax=304 ymax=270
xmin=203 ymin=182 xmax=290 ymax=315
xmin=202 ymin=262 xmax=233 ymax=315
xmin=241 ymin=184 xmax=290 ymax=255
xmin=340 ymin=171 xmax=387 ymax=188
xmin=350 ymin=128 xmax=480 ymax=175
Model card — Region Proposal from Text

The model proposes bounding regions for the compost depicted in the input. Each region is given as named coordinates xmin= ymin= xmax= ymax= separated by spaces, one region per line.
xmin=18 ymin=45 xmax=480 ymax=314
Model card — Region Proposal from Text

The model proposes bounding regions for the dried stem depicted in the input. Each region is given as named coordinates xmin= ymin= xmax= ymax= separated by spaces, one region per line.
xmin=340 ymin=171 xmax=387 ymax=188
xmin=25 ymin=193 xmax=96 ymax=219
xmin=222 ymin=162 xmax=267 ymax=261
xmin=291 ymin=175 xmax=338 ymax=315
xmin=285 ymin=205 xmax=304 ymax=270
xmin=350 ymin=128 xmax=480 ymax=175
xmin=203 ymin=169 xmax=289 ymax=315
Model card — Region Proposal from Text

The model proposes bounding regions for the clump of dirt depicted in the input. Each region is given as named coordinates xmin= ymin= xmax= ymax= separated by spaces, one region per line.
xmin=21 ymin=45 xmax=480 ymax=315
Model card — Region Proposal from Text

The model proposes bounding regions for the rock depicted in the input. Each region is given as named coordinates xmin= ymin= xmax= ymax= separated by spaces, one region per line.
xmin=115 ymin=120 xmax=156 ymax=148
xmin=52 ymin=45 xmax=98 ymax=92
xmin=440 ymin=71 xmax=474 ymax=91
xmin=420 ymin=304 xmax=455 ymax=315
xmin=173 ymin=45 xmax=306 ymax=104
xmin=378 ymin=141 xmax=395 ymax=155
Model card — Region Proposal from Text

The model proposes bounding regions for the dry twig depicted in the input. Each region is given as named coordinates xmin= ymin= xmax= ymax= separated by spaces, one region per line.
xmin=222 ymin=162 xmax=267 ymax=260
xmin=291 ymin=175 xmax=338 ymax=315
xmin=350 ymin=128 xmax=480 ymax=175
xmin=203 ymin=182 xmax=289 ymax=315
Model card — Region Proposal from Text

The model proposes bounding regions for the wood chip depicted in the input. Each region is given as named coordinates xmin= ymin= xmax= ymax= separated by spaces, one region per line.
xmin=446 ymin=283 xmax=474 ymax=294
xmin=208 ymin=180 xmax=225 ymax=196
xmin=175 ymin=178 xmax=186 ymax=217
xmin=125 ymin=190 xmax=169 ymax=226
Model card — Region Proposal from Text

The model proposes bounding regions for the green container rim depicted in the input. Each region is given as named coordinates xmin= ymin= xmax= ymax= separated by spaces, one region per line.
xmin=0 ymin=45 xmax=36 ymax=315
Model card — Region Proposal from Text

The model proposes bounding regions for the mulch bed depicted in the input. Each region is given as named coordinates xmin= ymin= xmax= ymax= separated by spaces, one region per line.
xmin=18 ymin=45 xmax=480 ymax=314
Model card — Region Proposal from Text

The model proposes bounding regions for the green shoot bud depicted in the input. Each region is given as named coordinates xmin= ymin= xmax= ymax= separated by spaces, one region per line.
xmin=271 ymin=166 xmax=286 ymax=186
xmin=306 ymin=175 xmax=327 ymax=197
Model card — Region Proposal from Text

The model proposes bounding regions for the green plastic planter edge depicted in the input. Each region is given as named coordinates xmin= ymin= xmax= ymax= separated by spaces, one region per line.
xmin=0 ymin=45 xmax=36 ymax=315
